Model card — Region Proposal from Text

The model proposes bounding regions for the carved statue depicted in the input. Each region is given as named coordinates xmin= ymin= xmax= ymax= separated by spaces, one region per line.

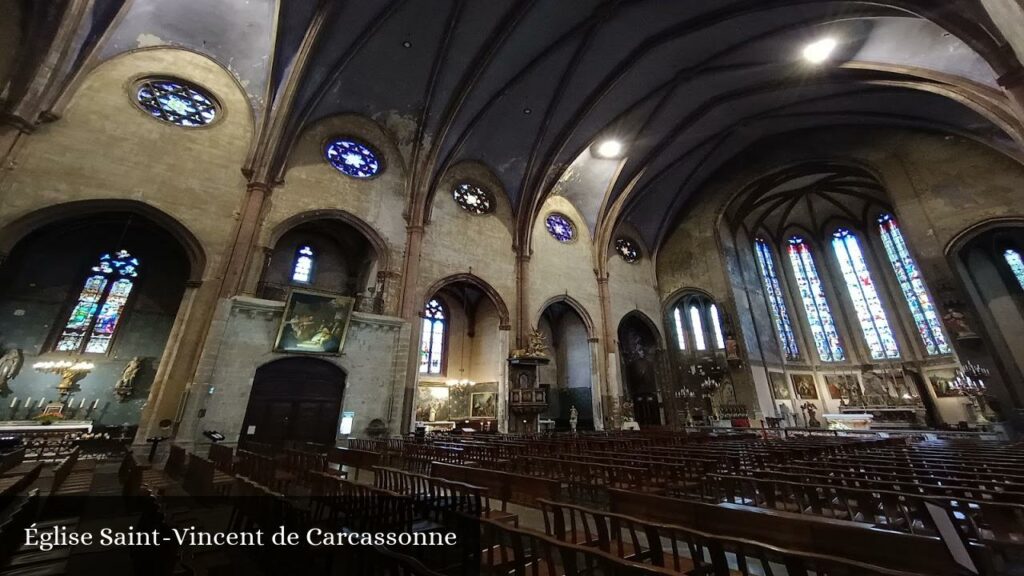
xmin=115 ymin=357 xmax=142 ymax=401
xmin=512 ymin=327 xmax=549 ymax=358
xmin=569 ymin=405 xmax=578 ymax=433
xmin=0 ymin=349 xmax=22 ymax=392
xmin=621 ymin=400 xmax=634 ymax=422
xmin=801 ymin=401 xmax=820 ymax=428
xmin=942 ymin=306 xmax=978 ymax=340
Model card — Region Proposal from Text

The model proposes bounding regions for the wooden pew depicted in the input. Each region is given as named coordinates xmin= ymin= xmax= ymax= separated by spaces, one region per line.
xmin=431 ymin=461 xmax=560 ymax=509
xmin=329 ymin=447 xmax=381 ymax=482
xmin=608 ymin=488 xmax=990 ymax=576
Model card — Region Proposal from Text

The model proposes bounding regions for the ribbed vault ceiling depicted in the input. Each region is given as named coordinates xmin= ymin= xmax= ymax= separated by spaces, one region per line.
xmin=6 ymin=0 xmax=1023 ymax=257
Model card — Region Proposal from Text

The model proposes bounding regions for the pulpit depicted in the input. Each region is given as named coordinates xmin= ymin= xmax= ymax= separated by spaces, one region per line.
xmin=508 ymin=357 xmax=549 ymax=433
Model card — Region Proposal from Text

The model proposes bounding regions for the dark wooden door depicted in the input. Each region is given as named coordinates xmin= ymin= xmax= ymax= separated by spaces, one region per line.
xmin=240 ymin=358 xmax=345 ymax=449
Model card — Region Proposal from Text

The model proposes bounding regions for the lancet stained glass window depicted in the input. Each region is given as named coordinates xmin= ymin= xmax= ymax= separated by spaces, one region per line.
xmin=1005 ymin=248 xmax=1024 ymax=292
xmin=291 ymin=245 xmax=315 ymax=283
xmin=689 ymin=306 xmax=707 ymax=351
xmin=673 ymin=307 xmax=686 ymax=350
xmin=710 ymin=304 xmax=725 ymax=350
xmin=419 ymin=299 xmax=446 ymax=374
xmin=325 ymin=139 xmax=381 ymax=178
xmin=832 ymin=228 xmax=899 ymax=360
xmin=56 ymin=250 xmax=139 ymax=354
xmin=877 ymin=214 xmax=950 ymax=355
xmin=135 ymin=79 xmax=217 ymax=127
xmin=788 ymin=237 xmax=844 ymax=362
xmin=754 ymin=238 xmax=799 ymax=360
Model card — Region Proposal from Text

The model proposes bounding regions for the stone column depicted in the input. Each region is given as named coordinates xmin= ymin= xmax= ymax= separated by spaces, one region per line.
xmin=497 ymin=327 xmax=511 ymax=433
xmin=589 ymin=337 xmax=604 ymax=430
xmin=515 ymin=253 xmax=530 ymax=347
xmin=398 ymin=225 xmax=425 ymax=433
xmin=219 ymin=182 xmax=271 ymax=299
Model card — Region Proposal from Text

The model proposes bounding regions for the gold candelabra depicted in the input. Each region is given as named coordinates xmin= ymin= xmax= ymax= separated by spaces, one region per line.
xmin=33 ymin=360 xmax=94 ymax=398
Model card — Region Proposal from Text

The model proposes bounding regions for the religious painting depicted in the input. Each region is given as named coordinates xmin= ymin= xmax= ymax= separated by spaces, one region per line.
xmin=791 ymin=373 xmax=819 ymax=400
xmin=927 ymin=368 xmax=961 ymax=398
xmin=274 ymin=289 xmax=354 ymax=354
xmin=768 ymin=371 xmax=790 ymax=400
xmin=470 ymin=392 xmax=497 ymax=419
xmin=415 ymin=385 xmax=449 ymax=422
xmin=824 ymin=374 xmax=859 ymax=401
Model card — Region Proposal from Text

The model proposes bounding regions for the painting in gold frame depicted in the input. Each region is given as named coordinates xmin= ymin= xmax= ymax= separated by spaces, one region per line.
xmin=274 ymin=289 xmax=355 ymax=355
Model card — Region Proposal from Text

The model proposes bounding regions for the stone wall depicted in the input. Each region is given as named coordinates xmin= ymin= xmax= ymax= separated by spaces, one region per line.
xmin=178 ymin=296 xmax=409 ymax=449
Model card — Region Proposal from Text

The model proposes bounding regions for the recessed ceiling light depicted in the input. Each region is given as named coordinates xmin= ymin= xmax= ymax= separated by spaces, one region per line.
xmin=595 ymin=139 xmax=623 ymax=158
xmin=402 ymin=41 xmax=412 ymax=48
xmin=803 ymin=37 xmax=837 ymax=64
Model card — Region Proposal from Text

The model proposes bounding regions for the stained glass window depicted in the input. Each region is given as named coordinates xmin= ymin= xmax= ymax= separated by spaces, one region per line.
xmin=545 ymin=213 xmax=576 ymax=243
xmin=689 ymin=306 xmax=707 ymax=351
xmin=1004 ymin=248 xmax=1024 ymax=291
xmin=325 ymin=139 xmax=382 ymax=178
xmin=754 ymin=238 xmax=799 ymax=360
xmin=832 ymin=228 xmax=899 ymax=360
xmin=452 ymin=183 xmax=493 ymax=214
xmin=788 ymin=237 xmax=844 ymax=361
xmin=877 ymin=214 xmax=950 ymax=355
xmin=420 ymin=299 xmax=446 ymax=374
xmin=615 ymin=238 xmax=640 ymax=263
xmin=673 ymin=307 xmax=686 ymax=350
xmin=135 ymin=79 xmax=217 ymax=127
xmin=710 ymin=304 xmax=725 ymax=349
xmin=56 ymin=250 xmax=139 ymax=354
xmin=291 ymin=245 xmax=315 ymax=284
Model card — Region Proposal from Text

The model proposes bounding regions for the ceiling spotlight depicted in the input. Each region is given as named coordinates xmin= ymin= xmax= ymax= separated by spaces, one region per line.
xmin=803 ymin=37 xmax=837 ymax=64
xmin=595 ymin=139 xmax=623 ymax=158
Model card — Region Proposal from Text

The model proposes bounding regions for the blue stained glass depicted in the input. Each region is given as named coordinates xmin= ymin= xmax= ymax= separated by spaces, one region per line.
xmin=754 ymin=238 xmax=799 ymax=360
xmin=545 ymin=213 xmax=575 ymax=243
xmin=1004 ymin=249 xmax=1024 ymax=291
xmin=878 ymin=214 xmax=950 ymax=355
xmin=832 ymin=228 xmax=899 ymax=360
xmin=136 ymin=79 xmax=217 ymax=127
xmin=420 ymin=299 xmax=446 ymax=374
xmin=57 ymin=250 xmax=139 ymax=354
xmin=788 ymin=237 xmax=844 ymax=362
xmin=292 ymin=245 xmax=315 ymax=283
xmin=325 ymin=139 xmax=381 ymax=178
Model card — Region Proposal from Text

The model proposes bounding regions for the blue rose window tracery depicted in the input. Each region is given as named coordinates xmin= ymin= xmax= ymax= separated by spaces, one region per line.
xmin=325 ymin=139 xmax=382 ymax=178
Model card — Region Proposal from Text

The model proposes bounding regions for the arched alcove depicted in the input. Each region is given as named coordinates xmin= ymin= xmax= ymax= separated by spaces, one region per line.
xmin=538 ymin=301 xmax=596 ymax=431
xmin=413 ymin=276 xmax=509 ymax=432
xmin=0 ymin=210 xmax=191 ymax=427
xmin=617 ymin=312 xmax=663 ymax=427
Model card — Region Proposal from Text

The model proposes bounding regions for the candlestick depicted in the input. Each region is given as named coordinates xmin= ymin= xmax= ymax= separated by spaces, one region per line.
xmin=37 ymin=398 xmax=46 ymax=409
xmin=78 ymin=398 xmax=86 ymax=409
xmin=9 ymin=397 xmax=16 ymax=409
xmin=90 ymin=399 xmax=99 ymax=410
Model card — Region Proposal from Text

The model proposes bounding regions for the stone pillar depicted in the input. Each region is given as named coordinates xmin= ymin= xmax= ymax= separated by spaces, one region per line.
xmin=497 ymin=327 xmax=511 ymax=433
xmin=398 ymin=225 xmax=425 ymax=433
xmin=135 ymin=279 xmax=221 ymax=443
xmin=589 ymin=337 xmax=605 ymax=430
xmin=219 ymin=182 xmax=271 ymax=299
xmin=515 ymin=253 xmax=530 ymax=348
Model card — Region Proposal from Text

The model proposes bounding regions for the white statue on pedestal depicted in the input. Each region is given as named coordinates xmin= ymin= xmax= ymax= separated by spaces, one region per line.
xmin=569 ymin=405 xmax=578 ymax=433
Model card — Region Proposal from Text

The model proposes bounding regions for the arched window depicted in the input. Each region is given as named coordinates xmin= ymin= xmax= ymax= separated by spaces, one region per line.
xmin=672 ymin=307 xmax=686 ymax=350
xmin=709 ymin=304 xmax=725 ymax=349
xmin=419 ymin=299 xmax=446 ymax=374
xmin=669 ymin=294 xmax=724 ymax=354
xmin=832 ymin=228 xmax=899 ymax=360
xmin=754 ymin=238 xmax=799 ymax=360
xmin=291 ymin=245 xmax=315 ymax=284
xmin=56 ymin=250 xmax=139 ymax=354
xmin=877 ymin=214 xmax=950 ymax=355
xmin=1004 ymin=248 xmax=1024 ymax=291
xmin=787 ymin=237 xmax=844 ymax=362
xmin=689 ymin=305 xmax=706 ymax=351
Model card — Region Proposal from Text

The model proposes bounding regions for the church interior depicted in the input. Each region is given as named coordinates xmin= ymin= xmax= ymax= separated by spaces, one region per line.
xmin=0 ymin=1 xmax=1023 ymax=574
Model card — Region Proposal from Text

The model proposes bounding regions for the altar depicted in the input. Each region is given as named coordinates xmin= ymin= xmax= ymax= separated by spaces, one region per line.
xmin=0 ymin=420 xmax=93 ymax=433
xmin=823 ymin=413 xmax=873 ymax=430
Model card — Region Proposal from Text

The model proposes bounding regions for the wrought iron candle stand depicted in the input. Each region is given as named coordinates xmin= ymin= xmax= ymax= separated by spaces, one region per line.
xmin=32 ymin=360 xmax=94 ymax=400
xmin=949 ymin=361 xmax=992 ymax=425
